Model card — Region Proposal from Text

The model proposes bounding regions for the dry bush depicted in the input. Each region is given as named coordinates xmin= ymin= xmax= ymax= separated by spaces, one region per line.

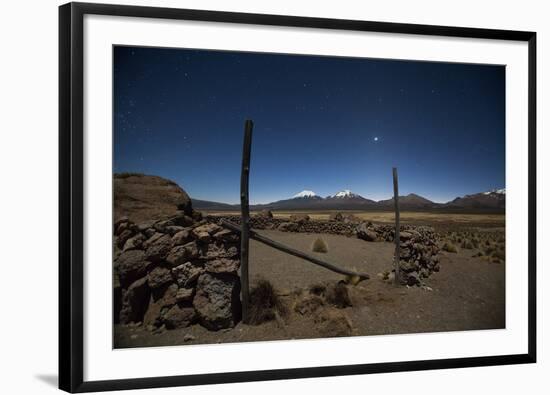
xmin=311 ymin=237 xmax=329 ymax=253
xmin=309 ymin=283 xmax=326 ymax=296
xmin=442 ymin=241 xmax=458 ymax=253
xmin=324 ymin=282 xmax=352 ymax=308
xmin=248 ymin=279 xmax=289 ymax=325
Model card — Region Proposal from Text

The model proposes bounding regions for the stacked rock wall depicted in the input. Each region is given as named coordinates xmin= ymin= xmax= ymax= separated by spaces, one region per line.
xmin=207 ymin=213 xmax=441 ymax=285
xmin=113 ymin=212 xmax=242 ymax=331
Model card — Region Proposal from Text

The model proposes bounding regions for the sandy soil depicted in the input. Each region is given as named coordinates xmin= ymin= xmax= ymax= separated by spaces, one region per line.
xmin=115 ymin=229 xmax=504 ymax=348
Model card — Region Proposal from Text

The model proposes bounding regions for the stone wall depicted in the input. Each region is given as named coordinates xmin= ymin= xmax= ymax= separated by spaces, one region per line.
xmin=113 ymin=210 xmax=442 ymax=334
xmin=206 ymin=212 xmax=441 ymax=286
xmin=113 ymin=211 xmax=242 ymax=332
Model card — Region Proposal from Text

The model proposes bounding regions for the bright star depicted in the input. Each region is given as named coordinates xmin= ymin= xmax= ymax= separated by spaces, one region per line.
xmin=374 ymin=137 xmax=379 ymax=142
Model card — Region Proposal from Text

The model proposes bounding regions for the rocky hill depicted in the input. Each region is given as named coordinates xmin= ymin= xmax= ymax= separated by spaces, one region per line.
xmin=114 ymin=173 xmax=193 ymax=223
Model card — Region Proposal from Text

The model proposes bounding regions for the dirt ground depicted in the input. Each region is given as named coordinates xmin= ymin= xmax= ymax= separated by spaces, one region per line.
xmin=115 ymin=228 xmax=505 ymax=348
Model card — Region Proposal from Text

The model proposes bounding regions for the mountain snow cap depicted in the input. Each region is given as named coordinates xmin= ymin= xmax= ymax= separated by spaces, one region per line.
xmin=333 ymin=189 xmax=354 ymax=198
xmin=483 ymin=188 xmax=506 ymax=195
xmin=292 ymin=190 xmax=317 ymax=198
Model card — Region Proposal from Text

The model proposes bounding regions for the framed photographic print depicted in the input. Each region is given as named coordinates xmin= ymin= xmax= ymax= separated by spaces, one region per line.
xmin=59 ymin=2 xmax=537 ymax=393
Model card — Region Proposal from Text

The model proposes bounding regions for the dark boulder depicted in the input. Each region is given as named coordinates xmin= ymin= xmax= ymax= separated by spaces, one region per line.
xmin=356 ymin=223 xmax=378 ymax=242
xmin=116 ymin=249 xmax=150 ymax=287
xmin=147 ymin=266 xmax=173 ymax=289
xmin=119 ymin=277 xmax=150 ymax=324
xmin=164 ymin=305 xmax=197 ymax=329
xmin=193 ymin=273 xmax=241 ymax=330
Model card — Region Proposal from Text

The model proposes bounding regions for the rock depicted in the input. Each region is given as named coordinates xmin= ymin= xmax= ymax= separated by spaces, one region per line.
xmin=172 ymin=229 xmax=192 ymax=246
xmin=152 ymin=324 xmax=166 ymax=335
xmin=116 ymin=250 xmax=150 ymax=287
xmin=143 ymin=283 xmax=178 ymax=326
xmin=194 ymin=231 xmax=211 ymax=243
xmin=119 ymin=277 xmax=150 ymax=324
xmin=114 ymin=216 xmax=129 ymax=229
xmin=144 ymin=228 xmax=156 ymax=238
xmin=329 ymin=212 xmax=344 ymax=222
xmin=213 ymin=229 xmax=239 ymax=243
xmin=113 ymin=174 xmax=193 ymax=222
xmin=277 ymin=222 xmax=299 ymax=232
xmin=153 ymin=219 xmax=176 ymax=233
xmin=137 ymin=220 xmax=156 ymax=232
xmin=255 ymin=209 xmax=273 ymax=219
xmin=117 ymin=228 xmax=135 ymax=249
xmin=404 ymin=273 xmax=420 ymax=286
xmin=191 ymin=210 xmax=203 ymax=222
xmin=314 ymin=308 xmax=353 ymax=337
xmin=143 ymin=232 xmax=164 ymax=249
xmin=165 ymin=225 xmax=186 ymax=236
xmin=400 ymin=231 xmax=413 ymax=241
xmin=193 ymin=273 xmax=241 ymax=330
xmin=205 ymin=258 xmax=240 ymax=274
xmin=289 ymin=214 xmax=310 ymax=224
xmin=164 ymin=305 xmax=197 ymax=329
xmin=144 ymin=234 xmax=173 ymax=263
xmin=172 ymin=213 xmax=194 ymax=227
xmin=193 ymin=223 xmax=222 ymax=235
xmin=183 ymin=334 xmax=196 ymax=342
xmin=172 ymin=262 xmax=203 ymax=287
xmin=147 ymin=266 xmax=173 ymax=289
xmin=122 ymin=233 xmax=145 ymax=251
xmin=203 ymin=244 xmax=239 ymax=260
xmin=356 ymin=223 xmax=378 ymax=242
xmin=113 ymin=273 xmax=122 ymax=324
xmin=166 ymin=241 xmax=199 ymax=266
xmin=176 ymin=287 xmax=195 ymax=303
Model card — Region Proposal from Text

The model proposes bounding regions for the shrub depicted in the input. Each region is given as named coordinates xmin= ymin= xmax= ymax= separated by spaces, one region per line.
xmin=248 ymin=279 xmax=289 ymax=325
xmin=442 ymin=241 xmax=458 ymax=253
xmin=311 ymin=237 xmax=329 ymax=253
xmin=325 ymin=282 xmax=352 ymax=308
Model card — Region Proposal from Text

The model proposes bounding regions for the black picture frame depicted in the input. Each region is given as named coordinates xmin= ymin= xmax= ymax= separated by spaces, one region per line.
xmin=59 ymin=2 xmax=537 ymax=393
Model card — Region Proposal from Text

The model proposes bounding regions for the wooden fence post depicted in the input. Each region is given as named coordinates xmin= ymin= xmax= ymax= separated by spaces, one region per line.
xmin=240 ymin=120 xmax=253 ymax=323
xmin=393 ymin=167 xmax=400 ymax=285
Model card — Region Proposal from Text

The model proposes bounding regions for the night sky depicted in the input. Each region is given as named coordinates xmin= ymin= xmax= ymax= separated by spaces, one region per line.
xmin=114 ymin=46 xmax=505 ymax=204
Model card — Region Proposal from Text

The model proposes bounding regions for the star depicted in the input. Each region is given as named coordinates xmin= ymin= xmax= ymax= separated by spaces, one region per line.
xmin=374 ymin=137 xmax=379 ymax=142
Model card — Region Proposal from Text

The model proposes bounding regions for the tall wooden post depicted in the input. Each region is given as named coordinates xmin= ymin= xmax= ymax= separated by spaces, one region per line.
xmin=392 ymin=167 xmax=400 ymax=285
xmin=240 ymin=120 xmax=253 ymax=323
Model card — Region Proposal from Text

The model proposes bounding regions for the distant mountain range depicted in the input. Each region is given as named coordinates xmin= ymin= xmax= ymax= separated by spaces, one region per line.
xmin=192 ymin=188 xmax=505 ymax=213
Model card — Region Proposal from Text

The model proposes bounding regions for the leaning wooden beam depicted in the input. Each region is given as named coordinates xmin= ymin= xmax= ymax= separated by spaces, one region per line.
xmin=392 ymin=167 xmax=400 ymax=285
xmin=240 ymin=120 xmax=254 ymax=324
xmin=220 ymin=219 xmax=370 ymax=281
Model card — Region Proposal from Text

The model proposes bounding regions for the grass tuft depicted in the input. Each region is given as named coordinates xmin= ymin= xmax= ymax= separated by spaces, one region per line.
xmin=311 ymin=237 xmax=329 ymax=253
xmin=442 ymin=241 xmax=458 ymax=253
xmin=248 ymin=279 xmax=289 ymax=325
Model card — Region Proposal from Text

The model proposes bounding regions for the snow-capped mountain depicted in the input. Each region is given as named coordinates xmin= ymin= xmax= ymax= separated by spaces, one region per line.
xmin=292 ymin=190 xmax=318 ymax=198
xmin=444 ymin=188 xmax=505 ymax=210
xmin=330 ymin=189 xmax=359 ymax=198
xmin=483 ymin=188 xmax=506 ymax=195
xmin=191 ymin=186 xmax=504 ymax=213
